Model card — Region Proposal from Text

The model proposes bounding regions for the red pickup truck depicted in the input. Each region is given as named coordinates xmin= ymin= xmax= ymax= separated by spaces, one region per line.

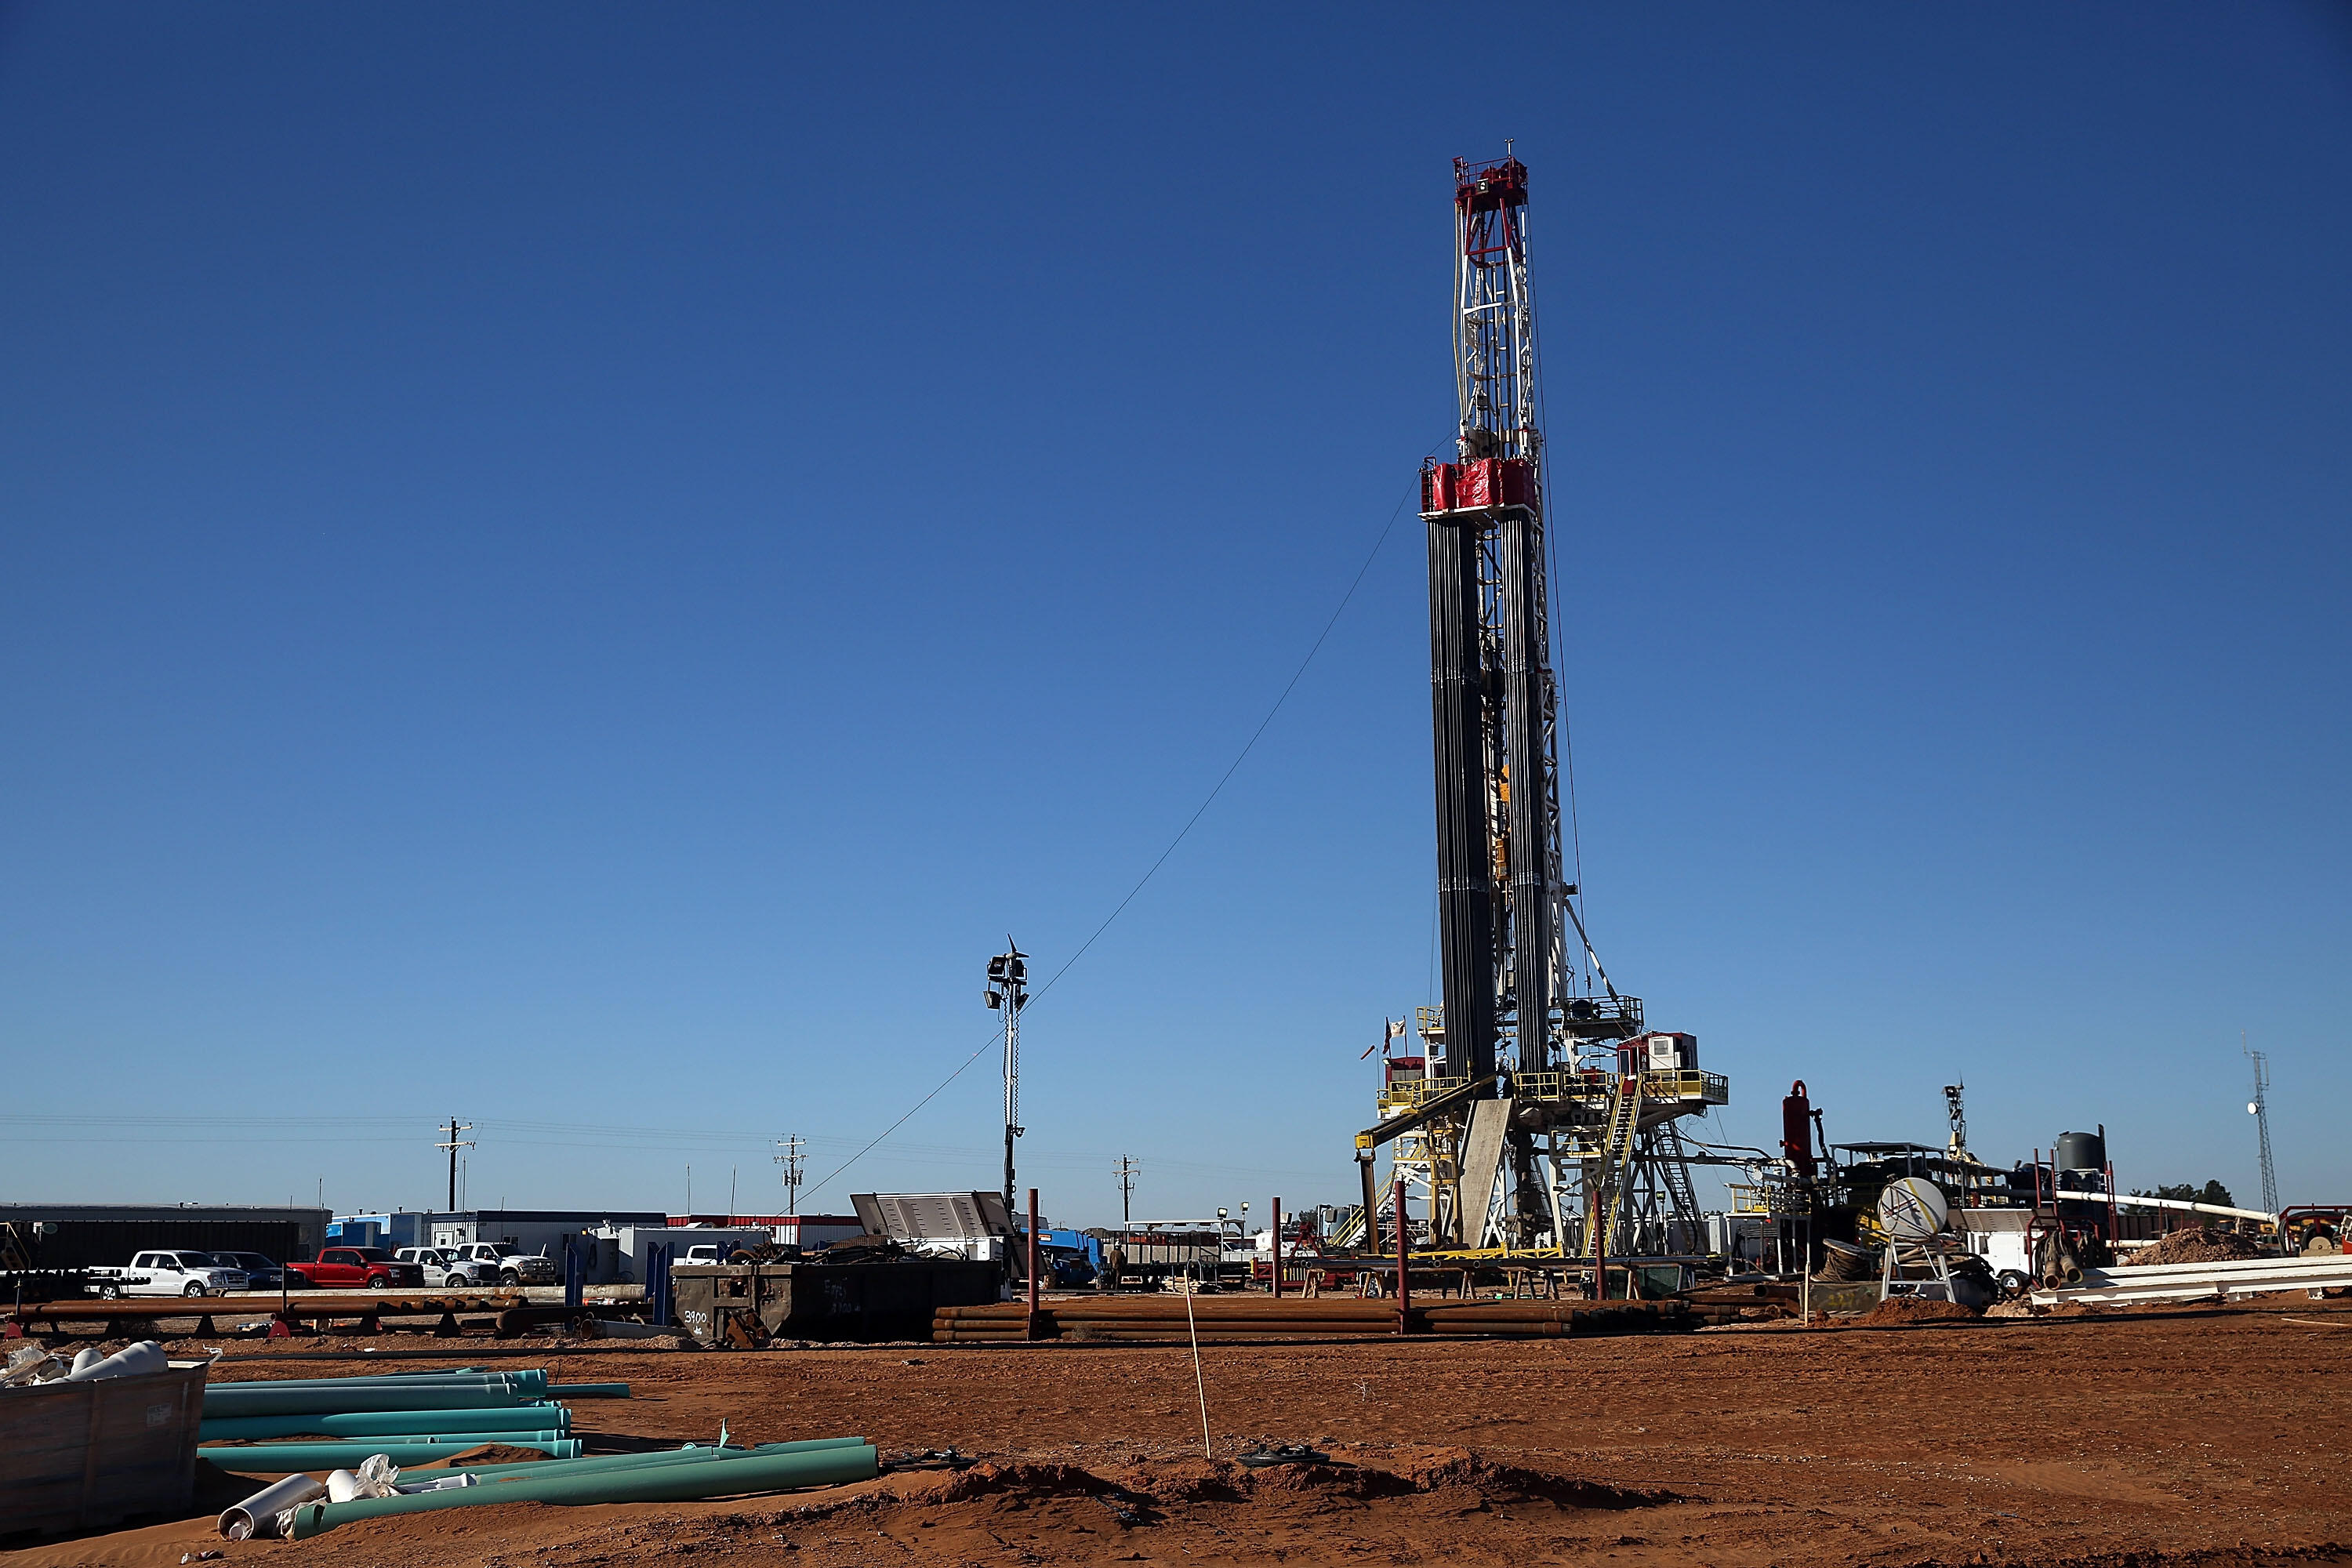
xmin=281 ymin=1247 xmax=428 ymax=1290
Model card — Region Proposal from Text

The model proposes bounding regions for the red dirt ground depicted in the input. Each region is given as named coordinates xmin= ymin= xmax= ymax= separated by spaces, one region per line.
xmin=12 ymin=1295 xmax=2351 ymax=1566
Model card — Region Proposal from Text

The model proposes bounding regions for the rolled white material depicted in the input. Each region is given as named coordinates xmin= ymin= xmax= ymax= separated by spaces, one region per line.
xmin=64 ymin=1341 xmax=166 ymax=1382
xmin=220 ymin=1474 xmax=328 ymax=1539
xmin=325 ymin=1469 xmax=363 ymax=1503
xmin=70 ymin=1348 xmax=102 ymax=1375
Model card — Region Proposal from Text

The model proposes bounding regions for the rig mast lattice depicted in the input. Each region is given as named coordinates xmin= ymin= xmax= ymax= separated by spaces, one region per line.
xmin=1357 ymin=154 xmax=1728 ymax=1261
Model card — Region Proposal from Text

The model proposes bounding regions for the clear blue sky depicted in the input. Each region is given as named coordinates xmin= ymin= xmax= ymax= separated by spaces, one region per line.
xmin=3 ymin=5 xmax=2346 ymax=1225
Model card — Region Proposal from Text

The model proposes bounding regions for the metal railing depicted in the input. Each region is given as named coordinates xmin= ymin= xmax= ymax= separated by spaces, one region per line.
xmin=1378 ymin=1069 xmax=1728 ymax=1118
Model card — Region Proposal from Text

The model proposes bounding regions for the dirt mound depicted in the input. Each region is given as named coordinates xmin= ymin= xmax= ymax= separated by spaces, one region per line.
xmin=1396 ymin=1449 xmax=1666 ymax=1508
xmin=931 ymin=1460 xmax=1122 ymax=1503
xmin=2134 ymin=1228 xmax=2266 ymax=1266
xmin=920 ymin=1451 xmax=1661 ymax=1513
xmin=1855 ymin=1294 xmax=1978 ymax=1326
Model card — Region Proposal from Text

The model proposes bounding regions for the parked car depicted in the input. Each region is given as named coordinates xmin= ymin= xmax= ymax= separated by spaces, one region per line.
xmin=393 ymin=1246 xmax=463 ymax=1287
xmin=88 ymin=1251 xmax=250 ymax=1298
xmin=206 ymin=1250 xmax=284 ymax=1290
xmin=441 ymin=1243 xmax=558 ymax=1288
xmin=281 ymin=1247 xmax=427 ymax=1290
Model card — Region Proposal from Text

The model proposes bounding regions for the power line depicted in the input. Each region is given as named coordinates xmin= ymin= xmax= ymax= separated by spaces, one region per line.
xmin=801 ymin=477 xmax=1422 ymax=1203
xmin=775 ymin=1134 xmax=805 ymax=1214
xmin=434 ymin=1118 xmax=474 ymax=1213
xmin=1114 ymin=1156 xmax=1139 ymax=1225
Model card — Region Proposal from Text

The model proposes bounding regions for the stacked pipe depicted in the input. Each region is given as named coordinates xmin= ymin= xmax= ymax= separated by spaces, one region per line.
xmin=198 ymin=1368 xmax=606 ymax=1470
xmin=932 ymin=1297 xmax=1693 ymax=1342
xmin=1682 ymin=1280 xmax=1802 ymax=1326
xmin=279 ymin=1438 xmax=879 ymax=1539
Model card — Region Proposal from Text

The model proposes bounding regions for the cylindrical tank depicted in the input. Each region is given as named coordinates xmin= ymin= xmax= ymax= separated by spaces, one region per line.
xmin=1781 ymin=1081 xmax=1817 ymax=1181
xmin=2055 ymin=1129 xmax=2107 ymax=1172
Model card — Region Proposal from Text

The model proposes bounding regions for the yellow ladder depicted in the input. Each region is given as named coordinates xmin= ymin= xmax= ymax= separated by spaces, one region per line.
xmin=1597 ymin=1075 xmax=1646 ymax=1243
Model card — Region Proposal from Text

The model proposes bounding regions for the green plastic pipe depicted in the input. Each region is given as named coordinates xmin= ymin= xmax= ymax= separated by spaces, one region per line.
xmin=205 ymin=1373 xmax=534 ymax=1382
xmin=200 ymin=1405 xmax=568 ymax=1440
xmin=205 ymin=1372 xmax=543 ymax=1396
xmin=401 ymin=1445 xmax=752 ymax=1483
xmin=286 ymin=1443 xmax=877 ymax=1538
xmin=201 ymin=1437 xmax=579 ymax=1469
xmin=210 ymin=1370 xmax=543 ymax=1391
xmin=202 ymin=1385 xmax=543 ymax=1417
xmin=426 ymin=1437 xmax=870 ymax=1483
xmin=543 ymin=1381 xmax=630 ymax=1398
xmin=206 ymin=1428 xmax=570 ymax=1453
xmin=209 ymin=1367 xmax=502 ymax=1384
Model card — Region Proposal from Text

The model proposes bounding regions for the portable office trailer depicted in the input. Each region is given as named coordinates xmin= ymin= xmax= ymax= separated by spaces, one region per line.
xmin=425 ymin=1209 xmax=667 ymax=1263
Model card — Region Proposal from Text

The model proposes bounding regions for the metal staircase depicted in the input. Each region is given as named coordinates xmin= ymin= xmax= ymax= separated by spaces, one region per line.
xmin=1656 ymin=1123 xmax=1701 ymax=1233
xmin=1596 ymin=1074 xmax=1646 ymax=1244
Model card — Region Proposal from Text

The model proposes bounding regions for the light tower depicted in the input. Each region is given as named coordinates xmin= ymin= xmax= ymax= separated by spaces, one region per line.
xmin=984 ymin=940 xmax=1029 ymax=1219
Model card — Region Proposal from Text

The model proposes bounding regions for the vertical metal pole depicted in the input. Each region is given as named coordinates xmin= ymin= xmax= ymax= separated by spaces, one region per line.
xmin=1025 ymin=1187 xmax=1040 ymax=1338
xmin=1004 ymin=997 xmax=1020 ymax=1221
xmin=1271 ymin=1197 xmax=1283 ymax=1299
xmin=447 ymin=1120 xmax=459 ymax=1213
xmin=1392 ymin=1178 xmax=1410 ymax=1334
xmin=1799 ymin=1215 xmax=1810 ymax=1325
xmin=1594 ymin=1188 xmax=1607 ymax=1301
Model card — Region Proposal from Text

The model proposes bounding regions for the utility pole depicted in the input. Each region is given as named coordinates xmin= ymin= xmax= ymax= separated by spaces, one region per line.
xmin=775 ymin=1135 xmax=806 ymax=1215
xmin=435 ymin=1120 xmax=475 ymax=1213
xmin=2245 ymin=1034 xmax=2279 ymax=1214
xmin=1114 ymin=1156 xmax=1138 ymax=1225
xmin=985 ymin=940 xmax=1029 ymax=1219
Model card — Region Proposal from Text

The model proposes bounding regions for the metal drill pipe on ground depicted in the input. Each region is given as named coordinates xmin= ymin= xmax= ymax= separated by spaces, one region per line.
xmin=938 ymin=1302 xmax=1405 ymax=1317
xmin=942 ymin=1301 xmax=1685 ymax=1321
xmin=285 ymin=1442 xmax=880 ymax=1539
xmin=5 ymin=1295 xmax=516 ymax=1321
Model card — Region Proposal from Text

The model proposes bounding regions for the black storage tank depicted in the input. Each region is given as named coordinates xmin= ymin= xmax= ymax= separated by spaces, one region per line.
xmin=2055 ymin=1128 xmax=2107 ymax=1172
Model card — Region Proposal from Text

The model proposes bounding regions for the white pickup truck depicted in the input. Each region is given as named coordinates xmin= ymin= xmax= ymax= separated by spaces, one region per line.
xmin=89 ymin=1250 xmax=251 ymax=1298
xmin=392 ymin=1247 xmax=463 ymax=1287
xmin=441 ymin=1243 xmax=558 ymax=1287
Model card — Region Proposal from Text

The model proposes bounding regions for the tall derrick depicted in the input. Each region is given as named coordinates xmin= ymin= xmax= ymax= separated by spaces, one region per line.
xmin=1359 ymin=153 xmax=1729 ymax=1261
xmin=1421 ymin=154 xmax=1560 ymax=1082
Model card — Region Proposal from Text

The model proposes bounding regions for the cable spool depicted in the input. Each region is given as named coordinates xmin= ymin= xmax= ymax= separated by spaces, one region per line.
xmin=1818 ymin=1239 xmax=1876 ymax=1281
xmin=1877 ymin=1177 xmax=1949 ymax=1242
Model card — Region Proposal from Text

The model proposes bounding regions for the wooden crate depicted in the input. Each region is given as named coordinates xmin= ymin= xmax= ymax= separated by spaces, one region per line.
xmin=0 ymin=1362 xmax=206 ymax=1537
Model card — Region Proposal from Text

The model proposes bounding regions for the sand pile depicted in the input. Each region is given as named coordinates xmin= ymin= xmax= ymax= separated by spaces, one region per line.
xmin=2133 ymin=1228 xmax=2264 ymax=1266
xmin=1855 ymin=1294 xmax=1977 ymax=1326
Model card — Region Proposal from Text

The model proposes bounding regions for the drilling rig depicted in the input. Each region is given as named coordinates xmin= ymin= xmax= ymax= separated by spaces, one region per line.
xmin=1352 ymin=154 xmax=1729 ymax=1264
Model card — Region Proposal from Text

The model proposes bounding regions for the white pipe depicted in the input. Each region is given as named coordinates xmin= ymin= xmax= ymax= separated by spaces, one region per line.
xmin=220 ymin=1474 xmax=327 ymax=1539
xmin=2109 ymin=1192 xmax=2277 ymax=1223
